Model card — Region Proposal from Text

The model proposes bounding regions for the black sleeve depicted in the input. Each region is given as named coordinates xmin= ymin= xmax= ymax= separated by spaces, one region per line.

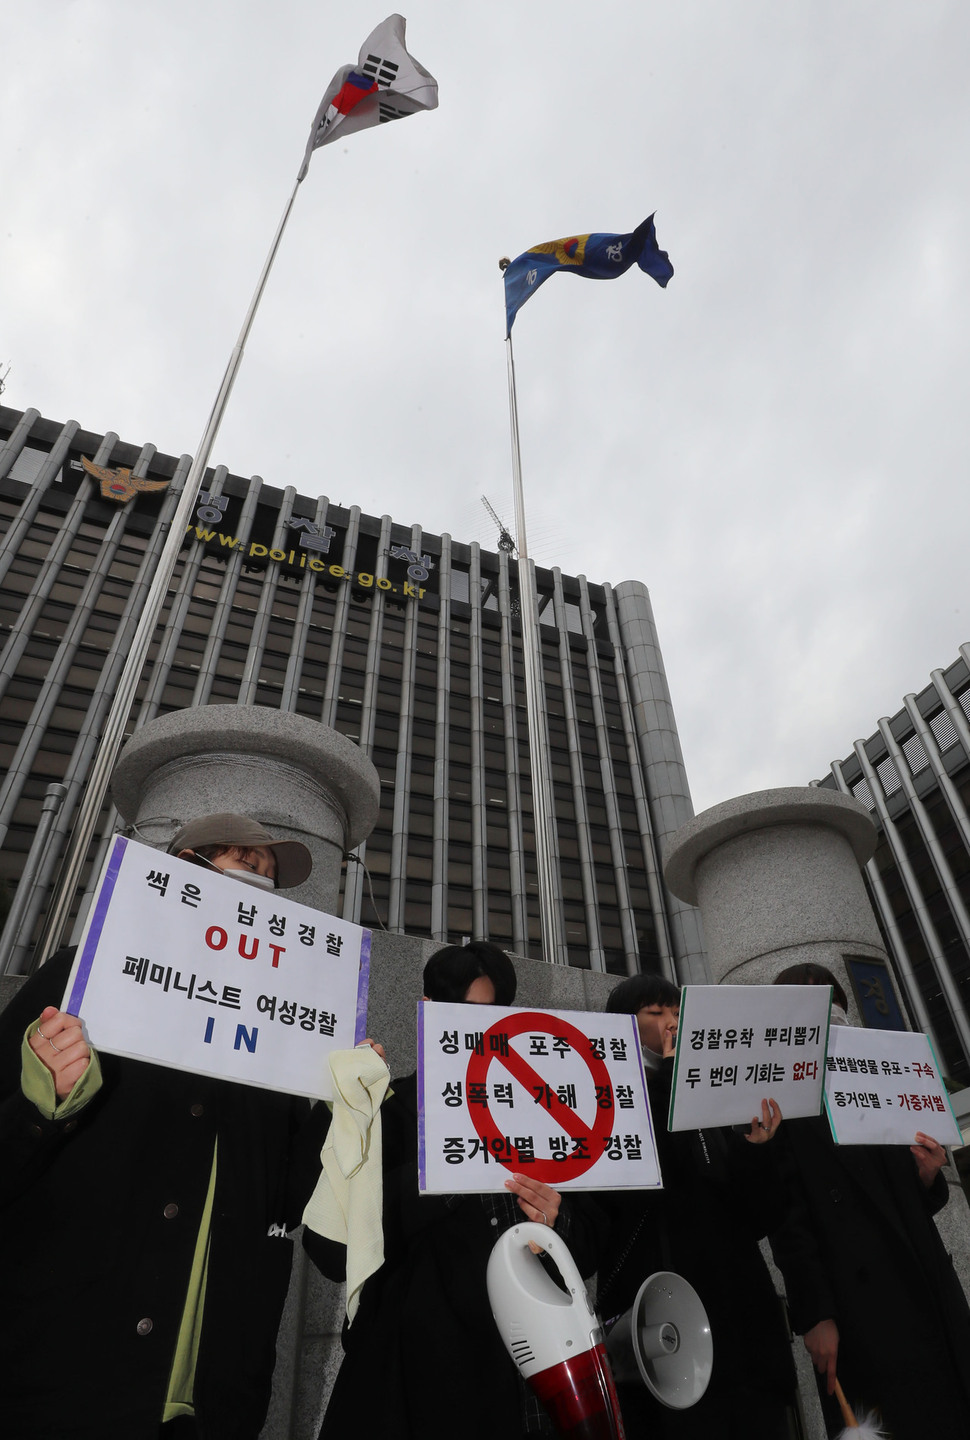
xmin=302 ymin=1222 xmax=348 ymax=1282
xmin=766 ymin=1128 xmax=837 ymax=1335
xmin=283 ymin=1096 xmax=332 ymax=1227
xmin=923 ymin=1164 xmax=949 ymax=1218
xmin=292 ymin=1103 xmax=346 ymax=1283
xmin=558 ymin=1189 xmax=613 ymax=1280
xmin=718 ymin=1127 xmax=794 ymax=1240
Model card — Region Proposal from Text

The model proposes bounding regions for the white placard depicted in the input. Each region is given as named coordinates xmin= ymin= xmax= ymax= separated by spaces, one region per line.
xmin=824 ymin=1025 xmax=961 ymax=1145
xmin=417 ymin=1002 xmax=661 ymax=1193
xmin=63 ymin=834 xmax=370 ymax=1099
xmin=669 ymin=986 xmax=831 ymax=1131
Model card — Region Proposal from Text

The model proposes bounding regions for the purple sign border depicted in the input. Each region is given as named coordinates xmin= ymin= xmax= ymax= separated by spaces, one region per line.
xmin=354 ymin=928 xmax=372 ymax=1044
xmin=626 ymin=1014 xmax=662 ymax=1188
xmin=417 ymin=1001 xmax=427 ymax=1192
xmin=65 ymin=835 xmax=128 ymax=1014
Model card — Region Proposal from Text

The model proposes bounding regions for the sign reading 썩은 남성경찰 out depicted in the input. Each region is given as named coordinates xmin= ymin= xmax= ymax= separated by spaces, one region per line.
xmin=417 ymin=1001 xmax=661 ymax=1193
xmin=668 ymin=986 xmax=832 ymax=1132
xmin=62 ymin=835 xmax=370 ymax=1100
xmin=824 ymin=1024 xmax=962 ymax=1146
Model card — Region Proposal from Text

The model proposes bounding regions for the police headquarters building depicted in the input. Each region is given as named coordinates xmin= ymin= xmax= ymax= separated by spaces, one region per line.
xmin=817 ymin=649 xmax=970 ymax=1092
xmin=0 ymin=406 xmax=706 ymax=981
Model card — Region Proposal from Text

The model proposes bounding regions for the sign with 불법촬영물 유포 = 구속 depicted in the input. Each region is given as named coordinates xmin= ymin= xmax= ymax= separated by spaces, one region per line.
xmin=62 ymin=834 xmax=370 ymax=1100
xmin=824 ymin=1024 xmax=961 ymax=1145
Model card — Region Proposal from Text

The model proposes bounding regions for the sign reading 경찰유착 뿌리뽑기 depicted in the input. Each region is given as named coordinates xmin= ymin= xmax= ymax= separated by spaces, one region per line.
xmin=63 ymin=834 xmax=370 ymax=1100
xmin=668 ymin=986 xmax=832 ymax=1132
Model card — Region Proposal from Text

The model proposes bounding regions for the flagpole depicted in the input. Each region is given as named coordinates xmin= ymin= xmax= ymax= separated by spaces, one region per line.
xmin=501 ymin=292 xmax=567 ymax=966
xmin=33 ymin=176 xmax=305 ymax=965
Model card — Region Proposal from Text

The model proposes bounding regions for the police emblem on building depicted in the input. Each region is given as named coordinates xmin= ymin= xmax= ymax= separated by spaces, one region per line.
xmin=81 ymin=455 xmax=172 ymax=504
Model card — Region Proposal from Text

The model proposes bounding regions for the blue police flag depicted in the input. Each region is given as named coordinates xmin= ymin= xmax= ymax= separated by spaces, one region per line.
xmin=503 ymin=214 xmax=673 ymax=335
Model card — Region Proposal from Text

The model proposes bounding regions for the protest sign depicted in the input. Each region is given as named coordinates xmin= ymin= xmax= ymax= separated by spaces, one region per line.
xmin=63 ymin=834 xmax=370 ymax=1099
xmin=824 ymin=1024 xmax=961 ymax=1145
xmin=669 ymin=986 xmax=830 ymax=1131
xmin=417 ymin=1001 xmax=661 ymax=1193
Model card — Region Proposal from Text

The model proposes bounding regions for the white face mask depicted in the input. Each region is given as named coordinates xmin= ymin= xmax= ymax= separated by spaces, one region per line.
xmin=830 ymin=1004 xmax=850 ymax=1026
xmin=192 ymin=853 xmax=277 ymax=890
xmin=222 ymin=868 xmax=276 ymax=891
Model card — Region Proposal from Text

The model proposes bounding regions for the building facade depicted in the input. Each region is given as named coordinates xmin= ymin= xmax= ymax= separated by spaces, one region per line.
xmin=0 ymin=405 xmax=705 ymax=981
xmin=816 ymin=646 xmax=970 ymax=1091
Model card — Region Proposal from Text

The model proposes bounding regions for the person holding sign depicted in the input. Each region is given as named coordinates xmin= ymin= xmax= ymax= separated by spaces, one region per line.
xmin=578 ymin=974 xmax=796 ymax=1438
xmin=0 ymin=813 xmax=335 ymax=1440
xmin=306 ymin=942 xmax=578 ymax=1440
xmin=767 ymin=963 xmax=970 ymax=1439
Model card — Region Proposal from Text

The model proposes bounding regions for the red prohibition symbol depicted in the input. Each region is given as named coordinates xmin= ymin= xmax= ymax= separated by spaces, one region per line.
xmin=464 ymin=1010 xmax=616 ymax=1182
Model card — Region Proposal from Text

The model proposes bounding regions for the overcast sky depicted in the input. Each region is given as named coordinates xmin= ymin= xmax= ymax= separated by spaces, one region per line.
xmin=3 ymin=1 xmax=968 ymax=815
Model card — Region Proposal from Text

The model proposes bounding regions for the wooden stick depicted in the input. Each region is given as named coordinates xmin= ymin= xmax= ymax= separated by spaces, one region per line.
xmin=834 ymin=1379 xmax=857 ymax=1428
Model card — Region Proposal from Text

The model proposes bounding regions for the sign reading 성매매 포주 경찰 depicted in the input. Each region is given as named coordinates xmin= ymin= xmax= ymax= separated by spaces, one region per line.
xmin=417 ymin=1001 xmax=662 ymax=1193
xmin=668 ymin=986 xmax=832 ymax=1132
xmin=63 ymin=835 xmax=370 ymax=1100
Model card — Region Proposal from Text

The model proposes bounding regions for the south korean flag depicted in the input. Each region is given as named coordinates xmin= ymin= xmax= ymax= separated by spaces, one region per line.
xmin=298 ymin=14 xmax=438 ymax=178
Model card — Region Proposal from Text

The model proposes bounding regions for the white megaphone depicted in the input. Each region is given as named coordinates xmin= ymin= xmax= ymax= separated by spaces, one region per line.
xmin=605 ymin=1271 xmax=713 ymax=1410
xmin=487 ymin=1221 xmax=626 ymax=1440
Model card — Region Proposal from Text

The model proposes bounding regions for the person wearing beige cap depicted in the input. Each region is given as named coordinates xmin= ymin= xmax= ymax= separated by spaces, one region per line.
xmin=0 ymin=812 xmax=330 ymax=1440
xmin=168 ymin=812 xmax=313 ymax=892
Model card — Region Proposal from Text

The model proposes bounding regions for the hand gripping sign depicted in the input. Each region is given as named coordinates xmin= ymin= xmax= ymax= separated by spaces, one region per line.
xmin=418 ymin=1002 xmax=661 ymax=1192
xmin=63 ymin=834 xmax=370 ymax=1099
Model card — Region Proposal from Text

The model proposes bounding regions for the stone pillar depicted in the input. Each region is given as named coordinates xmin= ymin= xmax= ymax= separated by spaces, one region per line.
xmin=663 ymin=786 xmax=882 ymax=1009
xmin=110 ymin=705 xmax=380 ymax=915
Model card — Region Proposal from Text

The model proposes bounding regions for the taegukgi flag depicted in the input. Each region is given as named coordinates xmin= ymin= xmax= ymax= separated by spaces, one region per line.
xmin=503 ymin=214 xmax=673 ymax=335
xmin=298 ymin=14 xmax=438 ymax=180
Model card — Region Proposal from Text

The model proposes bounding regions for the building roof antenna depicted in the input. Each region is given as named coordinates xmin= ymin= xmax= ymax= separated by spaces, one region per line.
xmin=481 ymin=494 xmax=516 ymax=554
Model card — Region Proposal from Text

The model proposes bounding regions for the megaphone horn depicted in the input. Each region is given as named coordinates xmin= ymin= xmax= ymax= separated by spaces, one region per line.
xmin=605 ymin=1272 xmax=713 ymax=1410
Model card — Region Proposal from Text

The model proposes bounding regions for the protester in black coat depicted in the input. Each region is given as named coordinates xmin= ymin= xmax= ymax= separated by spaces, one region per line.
xmin=0 ymin=815 xmax=330 ymax=1440
xmin=767 ymin=962 xmax=970 ymax=1439
xmin=577 ymin=974 xmax=797 ymax=1440
xmin=306 ymin=942 xmax=573 ymax=1440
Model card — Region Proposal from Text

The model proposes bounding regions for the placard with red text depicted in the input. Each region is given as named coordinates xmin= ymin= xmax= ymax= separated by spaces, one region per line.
xmin=63 ymin=834 xmax=369 ymax=1099
xmin=417 ymin=1002 xmax=661 ymax=1193
xmin=669 ymin=986 xmax=831 ymax=1131
xmin=824 ymin=1024 xmax=961 ymax=1145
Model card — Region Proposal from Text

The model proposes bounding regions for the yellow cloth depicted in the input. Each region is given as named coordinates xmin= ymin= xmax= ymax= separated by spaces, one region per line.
xmin=302 ymin=1045 xmax=390 ymax=1324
